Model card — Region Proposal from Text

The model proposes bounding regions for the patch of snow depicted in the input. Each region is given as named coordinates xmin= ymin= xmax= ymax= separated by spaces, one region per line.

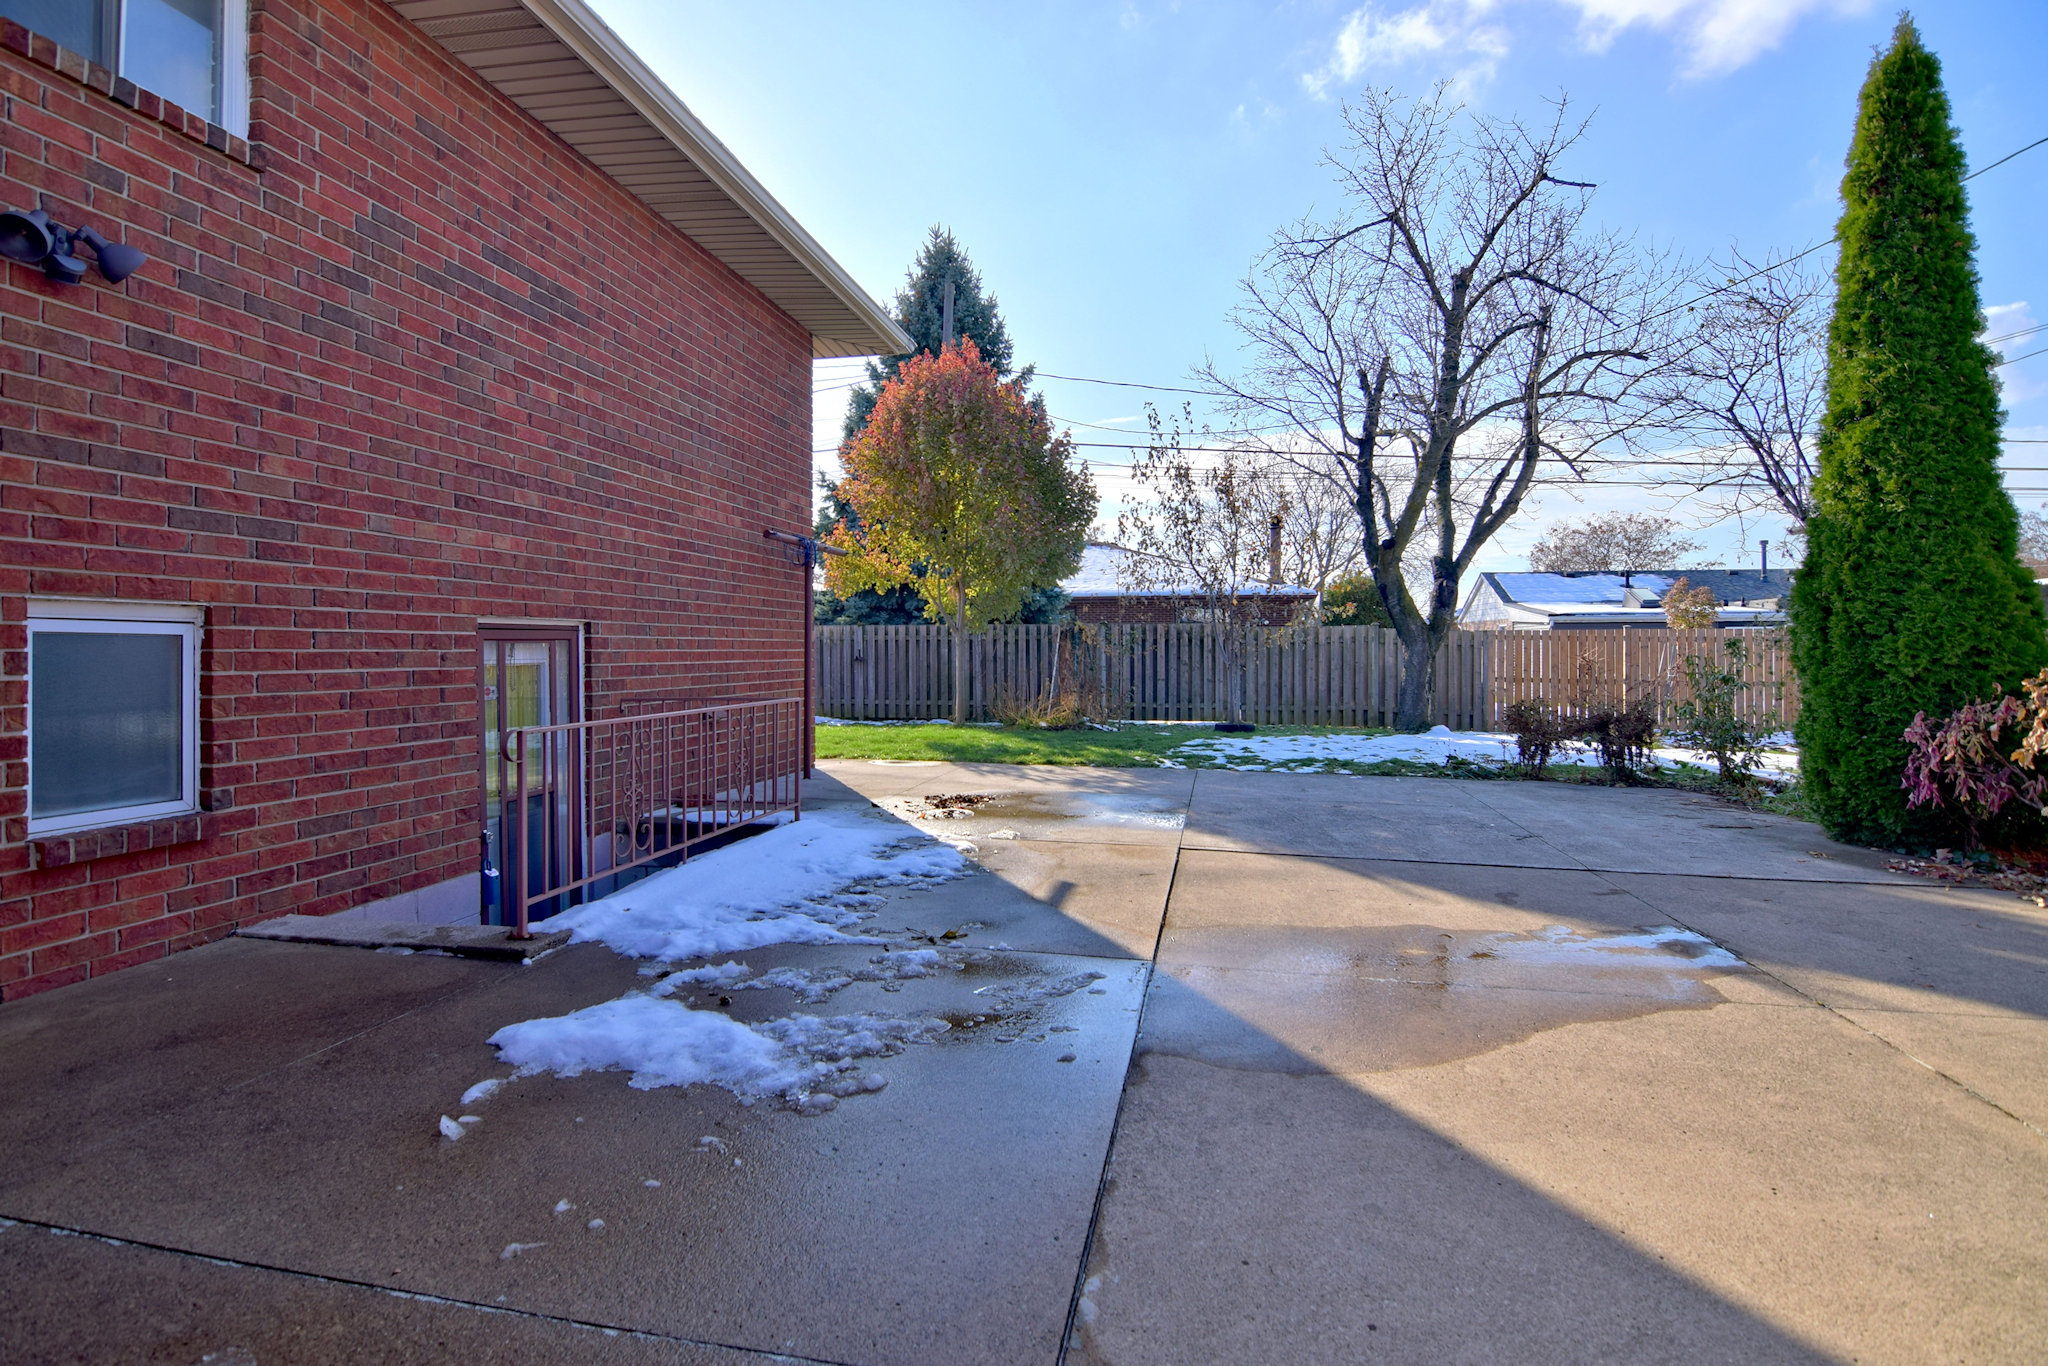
xmin=460 ymin=1078 xmax=504 ymax=1107
xmin=437 ymin=1115 xmax=464 ymax=1141
xmin=696 ymin=1135 xmax=727 ymax=1153
xmin=643 ymin=1179 xmax=661 ymax=1188
xmin=499 ymin=1242 xmax=545 ymax=1260
xmin=533 ymin=806 xmax=967 ymax=964
xmin=659 ymin=961 xmax=753 ymax=992
xmin=1172 ymin=725 xmax=1799 ymax=780
xmin=587 ymin=1218 xmax=605 ymax=1230
xmin=554 ymin=1199 xmax=574 ymax=1215
xmin=488 ymin=994 xmax=946 ymax=1113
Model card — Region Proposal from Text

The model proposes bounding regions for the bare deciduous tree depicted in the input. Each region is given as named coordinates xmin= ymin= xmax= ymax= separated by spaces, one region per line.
xmin=1116 ymin=406 xmax=1295 ymax=727
xmin=1251 ymin=450 xmax=1367 ymax=592
xmin=1658 ymin=247 xmax=1829 ymax=524
xmin=2018 ymin=506 xmax=2048 ymax=570
xmin=1528 ymin=511 xmax=1701 ymax=574
xmin=1204 ymin=86 xmax=1677 ymax=729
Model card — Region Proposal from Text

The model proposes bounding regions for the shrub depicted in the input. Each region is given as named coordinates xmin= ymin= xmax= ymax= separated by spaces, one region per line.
xmin=1901 ymin=685 xmax=2048 ymax=850
xmin=1669 ymin=638 xmax=1780 ymax=785
xmin=1500 ymin=699 xmax=1569 ymax=777
xmin=1579 ymin=700 xmax=1660 ymax=782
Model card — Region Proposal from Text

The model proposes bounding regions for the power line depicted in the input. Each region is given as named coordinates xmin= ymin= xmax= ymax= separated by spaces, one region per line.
xmin=1997 ymin=344 xmax=2048 ymax=369
xmin=1982 ymin=323 xmax=2048 ymax=348
xmin=1034 ymin=371 xmax=1214 ymax=396
xmin=1968 ymin=134 xmax=2048 ymax=180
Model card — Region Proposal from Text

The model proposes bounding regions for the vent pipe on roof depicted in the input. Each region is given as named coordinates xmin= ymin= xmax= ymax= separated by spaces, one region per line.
xmin=1268 ymin=516 xmax=1283 ymax=587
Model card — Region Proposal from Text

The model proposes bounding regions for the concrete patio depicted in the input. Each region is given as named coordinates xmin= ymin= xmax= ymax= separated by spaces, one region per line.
xmin=1 ymin=762 xmax=2042 ymax=1364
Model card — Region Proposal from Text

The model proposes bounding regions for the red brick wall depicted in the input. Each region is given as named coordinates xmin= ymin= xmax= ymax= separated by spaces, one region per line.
xmin=0 ymin=0 xmax=815 ymax=999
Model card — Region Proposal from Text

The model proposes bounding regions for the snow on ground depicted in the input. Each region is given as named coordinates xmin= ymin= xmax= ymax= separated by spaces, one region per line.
xmin=1171 ymin=725 xmax=1799 ymax=780
xmin=489 ymin=995 xmax=939 ymax=1114
xmin=466 ymin=807 xmax=973 ymax=1115
xmin=533 ymin=806 xmax=967 ymax=962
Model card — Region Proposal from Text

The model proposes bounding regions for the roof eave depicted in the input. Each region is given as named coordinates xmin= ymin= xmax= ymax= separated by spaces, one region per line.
xmin=446 ymin=0 xmax=911 ymax=358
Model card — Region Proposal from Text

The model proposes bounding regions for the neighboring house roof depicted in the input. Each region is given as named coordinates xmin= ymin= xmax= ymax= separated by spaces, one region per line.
xmin=1458 ymin=569 xmax=1794 ymax=629
xmin=1061 ymin=543 xmax=1316 ymax=599
xmin=388 ymin=0 xmax=912 ymax=359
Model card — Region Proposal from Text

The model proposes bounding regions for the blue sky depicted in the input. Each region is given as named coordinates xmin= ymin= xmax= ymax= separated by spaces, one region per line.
xmin=591 ymin=1 xmax=2048 ymax=575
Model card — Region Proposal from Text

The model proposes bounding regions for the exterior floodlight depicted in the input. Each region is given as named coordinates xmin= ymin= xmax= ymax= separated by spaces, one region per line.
xmin=73 ymin=226 xmax=145 ymax=283
xmin=0 ymin=207 xmax=146 ymax=284
xmin=0 ymin=209 xmax=55 ymax=266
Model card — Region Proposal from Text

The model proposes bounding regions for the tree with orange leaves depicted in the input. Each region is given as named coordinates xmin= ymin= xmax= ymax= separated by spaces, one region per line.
xmin=825 ymin=339 xmax=1095 ymax=721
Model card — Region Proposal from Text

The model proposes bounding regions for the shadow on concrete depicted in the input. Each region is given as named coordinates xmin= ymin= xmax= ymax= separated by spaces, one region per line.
xmin=0 ymin=763 xmax=2039 ymax=1363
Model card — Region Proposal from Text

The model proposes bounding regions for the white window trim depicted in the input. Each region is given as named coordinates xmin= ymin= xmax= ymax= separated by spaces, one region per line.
xmin=26 ymin=603 xmax=203 ymax=838
xmin=99 ymin=0 xmax=249 ymax=137
xmin=219 ymin=0 xmax=248 ymax=139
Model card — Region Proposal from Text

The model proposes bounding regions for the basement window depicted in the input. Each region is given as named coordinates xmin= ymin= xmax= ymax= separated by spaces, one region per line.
xmin=27 ymin=600 xmax=202 ymax=837
xmin=0 ymin=0 xmax=249 ymax=134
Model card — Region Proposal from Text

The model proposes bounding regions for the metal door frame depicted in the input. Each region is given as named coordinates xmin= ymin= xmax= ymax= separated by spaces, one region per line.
xmin=478 ymin=622 xmax=585 ymax=925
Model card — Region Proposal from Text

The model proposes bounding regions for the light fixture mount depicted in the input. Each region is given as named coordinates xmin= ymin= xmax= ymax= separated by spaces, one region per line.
xmin=0 ymin=207 xmax=145 ymax=284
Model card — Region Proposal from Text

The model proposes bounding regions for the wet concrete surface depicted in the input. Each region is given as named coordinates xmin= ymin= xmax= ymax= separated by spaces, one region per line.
xmin=2 ymin=761 xmax=2044 ymax=1363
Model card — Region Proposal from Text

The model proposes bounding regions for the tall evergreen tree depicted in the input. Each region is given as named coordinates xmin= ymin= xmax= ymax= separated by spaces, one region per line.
xmin=842 ymin=227 xmax=1018 ymax=444
xmin=1790 ymin=16 xmax=2047 ymax=844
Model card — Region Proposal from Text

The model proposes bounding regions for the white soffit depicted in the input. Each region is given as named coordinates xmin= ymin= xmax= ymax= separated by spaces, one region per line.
xmin=385 ymin=0 xmax=910 ymax=359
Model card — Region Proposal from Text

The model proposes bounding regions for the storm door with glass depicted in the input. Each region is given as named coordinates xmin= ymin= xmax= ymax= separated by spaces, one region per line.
xmin=479 ymin=627 xmax=581 ymax=926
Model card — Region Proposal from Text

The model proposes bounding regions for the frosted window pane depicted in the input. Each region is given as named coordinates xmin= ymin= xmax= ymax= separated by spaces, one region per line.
xmin=123 ymin=0 xmax=216 ymax=121
xmin=32 ymin=631 xmax=185 ymax=818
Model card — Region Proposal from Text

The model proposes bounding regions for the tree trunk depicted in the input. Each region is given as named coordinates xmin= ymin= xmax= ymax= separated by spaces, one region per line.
xmin=1222 ymin=626 xmax=1246 ymax=726
xmin=1394 ymin=621 xmax=1438 ymax=732
xmin=951 ymin=578 xmax=969 ymax=724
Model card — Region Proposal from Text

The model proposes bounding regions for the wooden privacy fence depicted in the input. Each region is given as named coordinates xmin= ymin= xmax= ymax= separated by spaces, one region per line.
xmin=819 ymin=623 xmax=1799 ymax=729
xmin=1489 ymin=627 xmax=1798 ymax=729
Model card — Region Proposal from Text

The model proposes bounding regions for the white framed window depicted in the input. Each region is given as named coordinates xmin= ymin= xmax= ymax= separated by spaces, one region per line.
xmin=26 ymin=599 xmax=202 ymax=837
xmin=1 ymin=1 xmax=248 ymax=135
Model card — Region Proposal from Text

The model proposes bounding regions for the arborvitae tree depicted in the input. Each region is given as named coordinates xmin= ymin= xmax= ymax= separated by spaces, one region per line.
xmin=1790 ymin=16 xmax=2047 ymax=845
xmin=842 ymin=227 xmax=1018 ymax=444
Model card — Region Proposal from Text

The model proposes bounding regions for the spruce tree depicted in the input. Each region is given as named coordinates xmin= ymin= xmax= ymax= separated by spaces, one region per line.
xmin=842 ymin=227 xmax=1018 ymax=444
xmin=1790 ymin=16 xmax=2047 ymax=844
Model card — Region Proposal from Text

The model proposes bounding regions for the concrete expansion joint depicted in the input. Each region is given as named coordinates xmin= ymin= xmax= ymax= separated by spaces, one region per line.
xmin=1587 ymin=869 xmax=2048 ymax=1143
xmin=0 ymin=1214 xmax=859 ymax=1366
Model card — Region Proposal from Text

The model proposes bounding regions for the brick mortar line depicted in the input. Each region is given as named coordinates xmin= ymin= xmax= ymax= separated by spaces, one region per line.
xmin=0 ymin=1214 xmax=848 ymax=1365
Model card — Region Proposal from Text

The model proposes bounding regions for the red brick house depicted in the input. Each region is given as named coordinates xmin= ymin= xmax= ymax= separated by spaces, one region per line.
xmin=0 ymin=0 xmax=907 ymax=999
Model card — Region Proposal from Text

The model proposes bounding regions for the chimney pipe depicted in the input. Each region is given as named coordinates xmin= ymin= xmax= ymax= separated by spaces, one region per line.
xmin=1268 ymin=516 xmax=1283 ymax=587
xmin=1761 ymin=540 xmax=1769 ymax=576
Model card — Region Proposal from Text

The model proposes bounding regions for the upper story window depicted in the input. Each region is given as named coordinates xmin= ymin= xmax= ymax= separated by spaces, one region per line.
xmin=2 ymin=0 xmax=248 ymax=134
xmin=27 ymin=599 xmax=202 ymax=837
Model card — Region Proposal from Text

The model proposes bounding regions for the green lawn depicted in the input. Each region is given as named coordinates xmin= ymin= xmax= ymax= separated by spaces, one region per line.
xmin=812 ymin=721 xmax=1803 ymax=804
xmin=812 ymin=720 xmax=1487 ymax=777
xmin=815 ymin=720 xmax=1221 ymax=767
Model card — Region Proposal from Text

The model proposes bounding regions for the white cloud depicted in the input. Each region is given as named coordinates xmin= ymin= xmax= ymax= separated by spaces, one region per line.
xmin=1559 ymin=0 xmax=1874 ymax=78
xmin=1302 ymin=1 xmax=1509 ymax=98
xmin=1302 ymin=0 xmax=1870 ymax=95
